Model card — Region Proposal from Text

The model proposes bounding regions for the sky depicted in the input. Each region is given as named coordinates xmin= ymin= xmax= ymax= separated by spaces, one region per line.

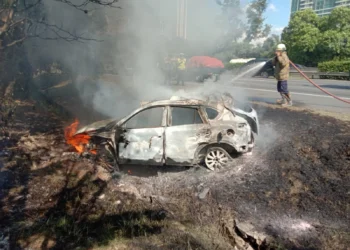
xmin=265 ymin=0 xmax=291 ymax=35
xmin=208 ymin=0 xmax=291 ymax=36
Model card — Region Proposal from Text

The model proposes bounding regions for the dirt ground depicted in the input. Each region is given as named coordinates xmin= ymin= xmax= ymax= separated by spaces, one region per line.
xmin=0 ymin=97 xmax=349 ymax=250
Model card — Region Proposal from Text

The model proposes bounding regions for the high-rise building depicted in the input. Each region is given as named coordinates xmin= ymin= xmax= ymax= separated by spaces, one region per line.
xmin=158 ymin=0 xmax=219 ymax=41
xmin=176 ymin=0 xmax=188 ymax=39
xmin=158 ymin=0 xmax=188 ymax=39
xmin=108 ymin=0 xmax=219 ymax=41
xmin=291 ymin=0 xmax=350 ymax=16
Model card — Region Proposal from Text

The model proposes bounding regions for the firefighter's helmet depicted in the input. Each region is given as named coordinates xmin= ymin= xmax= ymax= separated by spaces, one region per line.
xmin=276 ymin=44 xmax=286 ymax=51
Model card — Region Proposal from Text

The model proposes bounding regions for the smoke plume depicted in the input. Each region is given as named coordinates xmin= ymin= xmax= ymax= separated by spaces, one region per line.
xmin=25 ymin=0 xmax=270 ymax=122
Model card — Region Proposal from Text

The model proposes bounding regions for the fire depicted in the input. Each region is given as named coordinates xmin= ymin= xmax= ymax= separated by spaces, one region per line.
xmin=64 ymin=119 xmax=96 ymax=154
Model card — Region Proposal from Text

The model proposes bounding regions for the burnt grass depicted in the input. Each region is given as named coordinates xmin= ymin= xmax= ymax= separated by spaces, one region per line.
xmin=251 ymin=105 xmax=350 ymax=223
xmin=0 ymin=100 xmax=349 ymax=250
xmin=216 ymin=105 xmax=350 ymax=249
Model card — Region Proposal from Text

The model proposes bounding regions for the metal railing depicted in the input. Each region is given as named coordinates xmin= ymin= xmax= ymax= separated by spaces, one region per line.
xmin=290 ymin=71 xmax=350 ymax=80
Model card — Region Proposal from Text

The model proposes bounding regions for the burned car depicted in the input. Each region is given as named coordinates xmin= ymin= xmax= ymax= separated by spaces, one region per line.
xmin=75 ymin=94 xmax=259 ymax=171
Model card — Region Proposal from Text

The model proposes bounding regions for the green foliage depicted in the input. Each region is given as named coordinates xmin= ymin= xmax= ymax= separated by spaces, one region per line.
xmin=245 ymin=0 xmax=271 ymax=42
xmin=260 ymin=34 xmax=280 ymax=58
xmin=225 ymin=62 xmax=244 ymax=71
xmin=282 ymin=9 xmax=321 ymax=66
xmin=229 ymin=42 xmax=255 ymax=58
xmin=319 ymin=7 xmax=350 ymax=61
xmin=215 ymin=0 xmax=245 ymax=52
xmin=282 ymin=7 xmax=350 ymax=66
xmin=215 ymin=39 xmax=273 ymax=60
xmin=215 ymin=0 xmax=271 ymax=57
xmin=318 ymin=60 xmax=350 ymax=72
xmin=327 ymin=7 xmax=350 ymax=32
xmin=213 ymin=51 xmax=234 ymax=63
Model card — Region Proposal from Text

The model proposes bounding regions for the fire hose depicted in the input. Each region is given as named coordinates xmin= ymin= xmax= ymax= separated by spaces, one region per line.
xmin=289 ymin=60 xmax=350 ymax=105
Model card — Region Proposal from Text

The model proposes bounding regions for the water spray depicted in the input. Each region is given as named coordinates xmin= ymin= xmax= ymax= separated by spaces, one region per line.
xmin=289 ymin=60 xmax=350 ymax=105
xmin=231 ymin=62 xmax=266 ymax=82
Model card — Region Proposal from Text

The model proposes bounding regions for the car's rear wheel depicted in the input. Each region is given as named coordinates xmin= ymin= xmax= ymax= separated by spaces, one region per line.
xmin=205 ymin=147 xmax=230 ymax=171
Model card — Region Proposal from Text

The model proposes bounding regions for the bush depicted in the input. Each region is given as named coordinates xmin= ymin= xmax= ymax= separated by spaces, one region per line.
xmin=319 ymin=75 xmax=349 ymax=80
xmin=225 ymin=62 xmax=245 ymax=71
xmin=318 ymin=61 xmax=350 ymax=72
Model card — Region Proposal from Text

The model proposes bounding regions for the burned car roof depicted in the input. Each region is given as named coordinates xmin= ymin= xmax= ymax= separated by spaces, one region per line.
xmin=140 ymin=98 xmax=212 ymax=108
xmin=140 ymin=94 xmax=237 ymax=109
xmin=75 ymin=93 xmax=258 ymax=135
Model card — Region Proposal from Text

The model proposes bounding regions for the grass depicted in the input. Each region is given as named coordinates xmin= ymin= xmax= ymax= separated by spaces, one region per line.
xmin=320 ymin=230 xmax=350 ymax=250
xmin=16 ymin=203 xmax=168 ymax=249
xmin=10 ymin=175 xmax=242 ymax=250
xmin=9 ymin=165 xmax=169 ymax=249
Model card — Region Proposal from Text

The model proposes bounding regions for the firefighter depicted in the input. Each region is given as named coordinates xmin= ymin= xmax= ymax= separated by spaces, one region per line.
xmin=272 ymin=44 xmax=293 ymax=106
xmin=166 ymin=54 xmax=175 ymax=82
xmin=176 ymin=53 xmax=186 ymax=85
xmin=163 ymin=55 xmax=172 ymax=85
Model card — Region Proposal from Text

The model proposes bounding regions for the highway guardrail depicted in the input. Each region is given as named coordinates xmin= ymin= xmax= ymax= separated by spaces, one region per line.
xmin=290 ymin=71 xmax=350 ymax=80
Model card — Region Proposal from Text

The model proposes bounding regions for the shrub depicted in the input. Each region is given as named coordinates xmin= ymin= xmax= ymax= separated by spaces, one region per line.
xmin=225 ymin=62 xmax=245 ymax=71
xmin=318 ymin=61 xmax=350 ymax=72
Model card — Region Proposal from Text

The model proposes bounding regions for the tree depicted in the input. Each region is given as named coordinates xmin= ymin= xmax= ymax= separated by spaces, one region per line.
xmin=281 ymin=9 xmax=321 ymax=65
xmin=260 ymin=34 xmax=280 ymax=58
xmin=282 ymin=7 xmax=350 ymax=66
xmin=0 ymin=0 xmax=119 ymax=123
xmin=326 ymin=7 xmax=350 ymax=32
xmin=215 ymin=0 xmax=245 ymax=52
xmin=214 ymin=0 xmax=271 ymax=59
xmin=245 ymin=0 xmax=271 ymax=42
xmin=320 ymin=7 xmax=350 ymax=60
xmin=0 ymin=0 xmax=118 ymax=50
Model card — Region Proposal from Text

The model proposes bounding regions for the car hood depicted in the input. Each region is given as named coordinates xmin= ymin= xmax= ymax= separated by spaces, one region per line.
xmin=75 ymin=118 xmax=118 ymax=136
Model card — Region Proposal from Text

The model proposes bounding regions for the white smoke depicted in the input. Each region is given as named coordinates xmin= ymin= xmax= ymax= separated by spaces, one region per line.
xmin=71 ymin=0 xmax=227 ymax=119
xmin=24 ymin=0 xmax=272 ymax=123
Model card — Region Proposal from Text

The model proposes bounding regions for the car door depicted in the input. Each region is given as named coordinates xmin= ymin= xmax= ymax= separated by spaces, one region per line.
xmin=165 ymin=106 xmax=211 ymax=165
xmin=118 ymin=106 xmax=166 ymax=165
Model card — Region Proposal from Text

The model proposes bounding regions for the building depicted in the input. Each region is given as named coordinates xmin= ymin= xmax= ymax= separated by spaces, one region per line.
xmin=291 ymin=0 xmax=350 ymax=16
xmin=176 ymin=0 xmax=188 ymax=39
xmin=158 ymin=0 xmax=219 ymax=41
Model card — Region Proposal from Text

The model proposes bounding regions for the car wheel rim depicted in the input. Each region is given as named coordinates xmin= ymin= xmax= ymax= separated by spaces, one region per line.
xmin=205 ymin=149 xmax=229 ymax=171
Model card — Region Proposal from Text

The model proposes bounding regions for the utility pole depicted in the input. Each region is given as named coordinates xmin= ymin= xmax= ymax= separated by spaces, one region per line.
xmin=176 ymin=0 xmax=187 ymax=39
xmin=159 ymin=0 xmax=163 ymax=35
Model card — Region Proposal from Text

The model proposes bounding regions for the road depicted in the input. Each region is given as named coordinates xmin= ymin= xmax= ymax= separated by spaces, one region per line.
xmin=179 ymin=75 xmax=350 ymax=114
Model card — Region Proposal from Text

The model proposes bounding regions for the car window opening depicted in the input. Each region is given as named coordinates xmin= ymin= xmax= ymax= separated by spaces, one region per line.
xmin=125 ymin=107 xmax=164 ymax=129
xmin=205 ymin=107 xmax=219 ymax=120
xmin=171 ymin=107 xmax=203 ymax=126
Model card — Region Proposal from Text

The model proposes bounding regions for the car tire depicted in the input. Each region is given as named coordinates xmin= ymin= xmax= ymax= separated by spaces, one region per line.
xmin=204 ymin=147 xmax=230 ymax=171
xmin=260 ymin=71 xmax=269 ymax=78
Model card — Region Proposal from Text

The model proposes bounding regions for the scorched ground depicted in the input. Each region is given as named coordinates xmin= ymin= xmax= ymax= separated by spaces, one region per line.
xmin=0 ymin=100 xmax=349 ymax=250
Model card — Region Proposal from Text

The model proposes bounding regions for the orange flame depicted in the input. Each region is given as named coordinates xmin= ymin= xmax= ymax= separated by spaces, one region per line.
xmin=64 ymin=119 xmax=96 ymax=154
